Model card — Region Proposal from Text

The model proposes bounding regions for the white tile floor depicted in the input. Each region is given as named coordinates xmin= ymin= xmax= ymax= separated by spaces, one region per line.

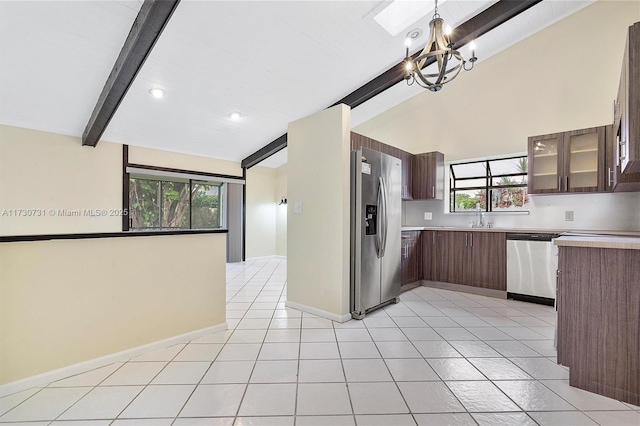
xmin=1 ymin=257 xmax=639 ymax=425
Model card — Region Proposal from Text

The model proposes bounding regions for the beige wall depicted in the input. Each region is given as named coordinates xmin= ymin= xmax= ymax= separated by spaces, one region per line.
xmin=0 ymin=125 xmax=245 ymax=237
xmin=287 ymin=105 xmax=351 ymax=318
xmin=354 ymin=0 xmax=640 ymax=161
xmin=128 ymin=145 xmax=242 ymax=177
xmin=0 ymin=125 xmax=231 ymax=385
xmin=0 ymin=125 xmax=122 ymax=235
xmin=246 ymin=166 xmax=277 ymax=258
xmin=276 ymin=164 xmax=288 ymax=256
xmin=0 ymin=233 xmax=226 ymax=385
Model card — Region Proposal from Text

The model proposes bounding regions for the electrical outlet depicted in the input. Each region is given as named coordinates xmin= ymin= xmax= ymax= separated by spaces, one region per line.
xmin=294 ymin=201 xmax=303 ymax=214
xmin=565 ymin=210 xmax=574 ymax=221
xmin=424 ymin=212 xmax=433 ymax=220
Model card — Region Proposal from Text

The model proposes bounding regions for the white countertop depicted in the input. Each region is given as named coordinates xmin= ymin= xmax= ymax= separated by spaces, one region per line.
xmin=401 ymin=226 xmax=640 ymax=237
xmin=554 ymin=235 xmax=640 ymax=250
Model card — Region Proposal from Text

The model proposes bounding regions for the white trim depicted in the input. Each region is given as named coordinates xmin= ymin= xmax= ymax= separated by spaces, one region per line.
xmin=285 ymin=300 xmax=351 ymax=323
xmin=0 ymin=322 xmax=227 ymax=398
xmin=274 ymin=255 xmax=287 ymax=260
xmin=244 ymin=255 xmax=281 ymax=261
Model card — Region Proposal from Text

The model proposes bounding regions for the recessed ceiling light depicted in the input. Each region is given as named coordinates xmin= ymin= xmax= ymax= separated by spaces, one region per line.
xmin=230 ymin=111 xmax=242 ymax=120
xmin=149 ymin=88 xmax=165 ymax=99
xmin=374 ymin=0 xmax=448 ymax=37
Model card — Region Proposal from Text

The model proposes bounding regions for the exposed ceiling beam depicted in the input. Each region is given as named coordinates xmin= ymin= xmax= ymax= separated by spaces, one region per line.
xmin=241 ymin=0 xmax=542 ymax=169
xmin=241 ymin=134 xmax=287 ymax=169
xmin=82 ymin=0 xmax=180 ymax=147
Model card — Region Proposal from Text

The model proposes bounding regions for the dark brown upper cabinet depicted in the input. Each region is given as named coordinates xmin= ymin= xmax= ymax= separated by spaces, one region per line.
xmin=350 ymin=132 xmax=414 ymax=200
xmin=412 ymin=152 xmax=445 ymax=200
xmin=617 ymin=22 xmax=640 ymax=175
xmin=607 ymin=124 xmax=640 ymax=192
xmin=400 ymin=151 xmax=413 ymax=200
xmin=528 ymin=126 xmax=606 ymax=194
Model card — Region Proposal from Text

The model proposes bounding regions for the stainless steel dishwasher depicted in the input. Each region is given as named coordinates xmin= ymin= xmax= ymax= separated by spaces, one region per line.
xmin=506 ymin=233 xmax=560 ymax=305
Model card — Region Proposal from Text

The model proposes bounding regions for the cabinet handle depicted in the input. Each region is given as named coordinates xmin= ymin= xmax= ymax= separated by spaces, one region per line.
xmin=565 ymin=176 xmax=568 ymax=191
xmin=469 ymin=232 xmax=473 ymax=247
xmin=432 ymin=186 xmax=435 ymax=198
xmin=465 ymin=233 xmax=468 ymax=247
xmin=608 ymin=167 xmax=613 ymax=187
xmin=619 ymin=140 xmax=627 ymax=161
xmin=432 ymin=232 xmax=435 ymax=245
xmin=558 ymin=176 xmax=562 ymax=191
xmin=556 ymin=269 xmax=561 ymax=312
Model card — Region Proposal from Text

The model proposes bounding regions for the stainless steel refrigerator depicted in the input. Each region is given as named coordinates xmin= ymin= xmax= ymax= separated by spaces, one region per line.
xmin=351 ymin=147 xmax=402 ymax=320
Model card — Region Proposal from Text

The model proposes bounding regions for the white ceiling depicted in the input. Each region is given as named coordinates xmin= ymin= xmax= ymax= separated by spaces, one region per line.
xmin=0 ymin=1 xmax=594 ymax=169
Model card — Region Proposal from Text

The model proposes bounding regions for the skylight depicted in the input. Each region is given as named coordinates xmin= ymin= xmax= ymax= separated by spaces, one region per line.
xmin=373 ymin=0 xmax=449 ymax=37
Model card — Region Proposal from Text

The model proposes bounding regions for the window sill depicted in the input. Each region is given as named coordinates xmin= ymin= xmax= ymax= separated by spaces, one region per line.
xmin=447 ymin=211 xmax=531 ymax=215
xmin=0 ymin=229 xmax=228 ymax=243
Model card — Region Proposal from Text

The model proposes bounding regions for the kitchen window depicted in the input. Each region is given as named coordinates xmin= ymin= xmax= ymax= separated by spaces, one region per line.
xmin=129 ymin=175 xmax=224 ymax=230
xmin=449 ymin=156 xmax=529 ymax=212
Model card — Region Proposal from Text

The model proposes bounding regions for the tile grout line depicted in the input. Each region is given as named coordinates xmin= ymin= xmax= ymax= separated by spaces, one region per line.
xmin=332 ymin=317 xmax=358 ymax=424
xmin=230 ymin=258 xmax=283 ymax=422
xmin=3 ymin=259 xmax=638 ymax=424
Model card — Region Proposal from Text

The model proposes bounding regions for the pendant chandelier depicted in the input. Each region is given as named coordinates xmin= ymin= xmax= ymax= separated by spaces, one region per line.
xmin=404 ymin=0 xmax=477 ymax=92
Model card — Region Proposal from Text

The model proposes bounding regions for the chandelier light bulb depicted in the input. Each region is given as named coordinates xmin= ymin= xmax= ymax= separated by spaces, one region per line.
xmin=469 ymin=40 xmax=477 ymax=62
xmin=445 ymin=25 xmax=452 ymax=36
xmin=230 ymin=111 xmax=242 ymax=120
xmin=405 ymin=61 xmax=414 ymax=71
xmin=405 ymin=38 xmax=412 ymax=47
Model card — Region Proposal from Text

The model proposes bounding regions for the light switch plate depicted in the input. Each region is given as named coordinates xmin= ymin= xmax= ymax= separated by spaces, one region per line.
xmin=565 ymin=210 xmax=574 ymax=221
xmin=424 ymin=212 xmax=432 ymax=220
xmin=294 ymin=201 xmax=303 ymax=214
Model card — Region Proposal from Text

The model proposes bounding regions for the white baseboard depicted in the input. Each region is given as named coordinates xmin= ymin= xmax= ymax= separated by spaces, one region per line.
xmin=285 ymin=300 xmax=351 ymax=323
xmin=243 ymin=255 xmax=287 ymax=262
xmin=0 ymin=322 xmax=228 ymax=398
xmin=244 ymin=255 xmax=275 ymax=261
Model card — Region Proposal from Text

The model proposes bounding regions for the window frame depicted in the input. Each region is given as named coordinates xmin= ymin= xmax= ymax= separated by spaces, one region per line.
xmin=449 ymin=155 xmax=529 ymax=213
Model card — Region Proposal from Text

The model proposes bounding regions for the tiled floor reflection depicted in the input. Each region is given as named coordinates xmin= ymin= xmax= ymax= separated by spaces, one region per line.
xmin=1 ymin=257 xmax=639 ymax=425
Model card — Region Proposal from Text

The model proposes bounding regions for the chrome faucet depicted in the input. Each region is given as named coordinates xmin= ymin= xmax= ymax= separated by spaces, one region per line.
xmin=476 ymin=204 xmax=485 ymax=228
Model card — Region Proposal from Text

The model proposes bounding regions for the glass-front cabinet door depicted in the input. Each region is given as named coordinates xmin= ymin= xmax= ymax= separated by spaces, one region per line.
xmin=564 ymin=127 xmax=605 ymax=192
xmin=528 ymin=127 xmax=605 ymax=194
xmin=528 ymin=133 xmax=563 ymax=194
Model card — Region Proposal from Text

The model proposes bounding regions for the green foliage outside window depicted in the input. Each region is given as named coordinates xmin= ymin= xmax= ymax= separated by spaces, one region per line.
xmin=130 ymin=178 xmax=222 ymax=230
xmin=450 ymin=156 xmax=528 ymax=212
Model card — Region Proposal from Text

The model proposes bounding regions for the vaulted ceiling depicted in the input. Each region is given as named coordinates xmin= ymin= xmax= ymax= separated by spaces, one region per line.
xmin=0 ymin=1 xmax=595 ymax=168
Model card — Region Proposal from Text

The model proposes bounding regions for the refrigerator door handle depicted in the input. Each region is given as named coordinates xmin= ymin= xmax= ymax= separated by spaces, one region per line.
xmin=376 ymin=177 xmax=384 ymax=258
xmin=378 ymin=177 xmax=388 ymax=258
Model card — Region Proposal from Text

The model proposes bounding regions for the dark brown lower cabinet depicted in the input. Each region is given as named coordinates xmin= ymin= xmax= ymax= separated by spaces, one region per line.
xmin=433 ymin=231 xmax=470 ymax=285
xmin=468 ymin=232 xmax=507 ymax=291
xmin=431 ymin=230 xmax=506 ymax=291
xmin=421 ymin=231 xmax=434 ymax=281
xmin=401 ymin=231 xmax=421 ymax=286
xmin=557 ymin=246 xmax=640 ymax=405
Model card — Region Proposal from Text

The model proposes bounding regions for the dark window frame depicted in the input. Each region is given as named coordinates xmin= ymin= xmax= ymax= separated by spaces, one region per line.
xmin=128 ymin=176 xmax=224 ymax=231
xmin=449 ymin=156 xmax=528 ymax=213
